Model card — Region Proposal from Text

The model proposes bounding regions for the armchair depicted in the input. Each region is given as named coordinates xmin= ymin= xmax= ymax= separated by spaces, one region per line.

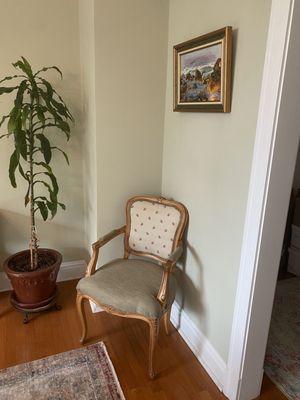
xmin=76 ymin=195 xmax=188 ymax=378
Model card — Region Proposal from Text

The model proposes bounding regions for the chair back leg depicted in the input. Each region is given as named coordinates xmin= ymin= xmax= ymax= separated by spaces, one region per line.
xmin=163 ymin=308 xmax=171 ymax=336
xmin=76 ymin=293 xmax=87 ymax=344
xmin=148 ymin=318 xmax=159 ymax=379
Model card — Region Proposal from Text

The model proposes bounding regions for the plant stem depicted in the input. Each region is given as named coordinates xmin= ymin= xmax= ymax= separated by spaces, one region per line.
xmin=29 ymin=92 xmax=38 ymax=270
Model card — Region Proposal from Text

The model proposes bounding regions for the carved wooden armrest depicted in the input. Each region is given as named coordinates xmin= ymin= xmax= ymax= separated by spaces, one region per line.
xmin=85 ymin=226 xmax=126 ymax=277
xmin=157 ymin=244 xmax=183 ymax=304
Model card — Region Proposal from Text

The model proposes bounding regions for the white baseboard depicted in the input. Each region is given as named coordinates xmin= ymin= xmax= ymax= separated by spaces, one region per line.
xmin=170 ymin=302 xmax=227 ymax=391
xmin=0 ymin=259 xmax=86 ymax=293
xmin=90 ymin=297 xmax=227 ymax=391
xmin=57 ymin=260 xmax=87 ymax=282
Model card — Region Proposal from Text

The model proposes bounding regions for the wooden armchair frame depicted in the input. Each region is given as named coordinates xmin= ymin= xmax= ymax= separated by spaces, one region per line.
xmin=76 ymin=196 xmax=188 ymax=378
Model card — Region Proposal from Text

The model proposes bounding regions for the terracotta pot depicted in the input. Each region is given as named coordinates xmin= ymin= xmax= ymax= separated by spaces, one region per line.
xmin=4 ymin=248 xmax=62 ymax=308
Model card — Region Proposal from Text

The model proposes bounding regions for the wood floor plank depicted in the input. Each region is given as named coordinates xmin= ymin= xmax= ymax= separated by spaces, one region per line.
xmin=0 ymin=280 xmax=286 ymax=400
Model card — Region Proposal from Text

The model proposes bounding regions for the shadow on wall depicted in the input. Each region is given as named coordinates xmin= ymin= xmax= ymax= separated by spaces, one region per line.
xmin=231 ymin=28 xmax=238 ymax=97
xmin=174 ymin=223 xmax=207 ymax=337
xmin=0 ymin=209 xmax=89 ymax=268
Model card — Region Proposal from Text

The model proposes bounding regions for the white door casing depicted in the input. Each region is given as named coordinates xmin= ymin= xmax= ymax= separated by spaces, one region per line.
xmin=224 ymin=0 xmax=300 ymax=399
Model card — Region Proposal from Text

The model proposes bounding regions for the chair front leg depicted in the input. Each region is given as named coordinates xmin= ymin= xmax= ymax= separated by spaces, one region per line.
xmin=76 ymin=292 xmax=87 ymax=344
xmin=148 ymin=318 xmax=159 ymax=379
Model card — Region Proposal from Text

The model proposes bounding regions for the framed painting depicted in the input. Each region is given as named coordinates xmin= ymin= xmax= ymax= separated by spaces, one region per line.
xmin=173 ymin=26 xmax=232 ymax=112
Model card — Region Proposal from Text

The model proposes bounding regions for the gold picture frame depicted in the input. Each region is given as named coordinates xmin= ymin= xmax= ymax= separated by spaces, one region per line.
xmin=173 ymin=26 xmax=232 ymax=112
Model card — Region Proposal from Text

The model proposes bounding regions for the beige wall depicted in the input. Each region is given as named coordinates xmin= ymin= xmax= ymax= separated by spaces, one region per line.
xmin=78 ymin=0 xmax=98 ymax=251
xmin=0 ymin=0 xmax=87 ymax=265
xmin=162 ymin=0 xmax=271 ymax=361
xmin=93 ymin=0 xmax=169 ymax=262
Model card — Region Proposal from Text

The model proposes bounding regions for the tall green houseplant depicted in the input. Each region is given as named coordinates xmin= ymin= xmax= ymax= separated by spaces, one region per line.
xmin=0 ymin=57 xmax=73 ymax=270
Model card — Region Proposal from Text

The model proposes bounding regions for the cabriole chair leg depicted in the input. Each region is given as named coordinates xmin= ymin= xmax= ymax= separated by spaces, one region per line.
xmin=148 ymin=318 xmax=159 ymax=379
xmin=163 ymin=308 xmax=171 ymax=336
xmin=76 ymin=293 xmax=87 ymax=344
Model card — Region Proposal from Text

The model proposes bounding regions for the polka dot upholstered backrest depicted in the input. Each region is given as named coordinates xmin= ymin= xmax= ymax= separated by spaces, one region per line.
xmin=125 ymin=196 xmax=188 ymax=262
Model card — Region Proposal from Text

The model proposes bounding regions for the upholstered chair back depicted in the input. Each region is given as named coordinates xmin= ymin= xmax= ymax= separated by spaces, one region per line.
xmin=125 ymin=196 xmax=188 ymax=263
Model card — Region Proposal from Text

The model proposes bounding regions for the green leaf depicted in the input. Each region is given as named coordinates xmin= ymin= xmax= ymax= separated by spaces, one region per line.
xmin=57 ymin=120 xmax=70 ymax=140
xmin=9 ymin=150 xmax=19 ymax=188
xmin=45 ymin=172 xmax=58 ymax=195
xmin=15 ymin=130 xmax=27 ymax=160
xmin=52 ymin=146 xmax=69 ymax=164
xmin=46 ymin=200 xmax=57 ymax=219
xmin=13 ymin=57 xmax=33 ymax=80
xmin=0 ymin=114 xmax=9 ymax=128
xmin=24 ymin=181 xmax=30 ymax=206
xmin=30 ymin=82 xmax=39 ymax=103
xmin=21 ymin=57 xmax=33 ymax=72
xmin=58 ymin=202 xmax=66 ymax=210
xmin=18 ymin=163 xmax=28 ymax=180
xmin=0 ymin=86 xmax=18 ymax=95
xmin=51 ymin=98 xmax=69 ymax=118
xmin=34 ymin=180 xmax=59 ymax=219
xmin=33 ymin=104 xmax=47 ymax=113
xmin=49 ymin=189 xmax=57 ymax=206
xmin=9 ymin=107 xmax=23 ymax=158
xmin=39 ymin=79 xmax=72 ymax=121
xmin=34 ymin=161 xmax=53 ymax=174
xmin=34 ymin=180 xmax=54 ymax=197
xmin=35 ymin=176 xmax=58 ymax=200
xmin=52 ymin=89 xmax=73 ymax=121
xmin=14 ymin=80 xmax=27 ymax=108
xmin=36 ymin=201 xmax=48 ymax=221
xmin=36 ymin=106 xmax=45 ymax=125
xmin=0 ymin=133 xmax=11 ymax=139
xmin=8 ymin=107 xmax=19 ymax=134
xmin=39 ymin=88 xmax=62 ymax=122
xmin=35 ymin=66 xmax=62 ymax=78
xmin=36 ymin=133 xmax=52 ymax=164
xmin=40 ymin=79 xmax=53 ymax=99
xmin=0 ymin=74 xmax=23 ymax=84
xmin=34 ymin=196 xmax=48 ymax=201
xmin=21 ymin=105 xmax=30 ymax=128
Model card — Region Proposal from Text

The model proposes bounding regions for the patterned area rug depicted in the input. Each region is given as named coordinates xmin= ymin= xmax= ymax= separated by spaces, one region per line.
xmin=265 ymin=277 xmax=300 ymax=400
xmin=0 ymin=342 xmax=125 ymax=400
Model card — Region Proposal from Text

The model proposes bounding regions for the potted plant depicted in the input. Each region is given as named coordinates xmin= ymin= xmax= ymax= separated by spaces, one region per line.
xmin=0 ymin=57 xmax=73 ymax=322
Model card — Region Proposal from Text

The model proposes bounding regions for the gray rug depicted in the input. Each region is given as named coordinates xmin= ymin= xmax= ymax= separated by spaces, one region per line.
xmin=264 ymin=277 xmax=300 ymax=400
xmin=0 ymin=342 xmax=125 ymax=399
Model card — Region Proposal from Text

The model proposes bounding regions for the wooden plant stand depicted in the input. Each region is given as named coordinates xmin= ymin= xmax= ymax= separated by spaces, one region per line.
xmin=10 ymin=288 xmax=61 ymax=324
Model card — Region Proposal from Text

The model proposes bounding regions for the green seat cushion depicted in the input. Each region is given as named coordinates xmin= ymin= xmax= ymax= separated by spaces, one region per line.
xmin=77 ymin=258 xmax=176 ymax=318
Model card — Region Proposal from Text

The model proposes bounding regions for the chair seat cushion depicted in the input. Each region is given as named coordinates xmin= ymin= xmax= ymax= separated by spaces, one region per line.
xmin=77 ymin=258 xmax=176 ymax=319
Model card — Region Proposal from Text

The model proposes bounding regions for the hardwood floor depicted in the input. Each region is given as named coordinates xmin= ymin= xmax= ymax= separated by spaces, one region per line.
xmin=0 ymin=280 xmax=286 ymax=400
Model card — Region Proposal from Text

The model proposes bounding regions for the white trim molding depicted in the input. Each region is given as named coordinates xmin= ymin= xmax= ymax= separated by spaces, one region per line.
xmin=224 ymin=1 xmax=297 ymax=399
xmin=57 ymin=260 xmax=87 ymax=282
xmin=171 ymin=302 xmax=227 ymax=391
xmin=0 ymin=259 xmax=87 ymax=293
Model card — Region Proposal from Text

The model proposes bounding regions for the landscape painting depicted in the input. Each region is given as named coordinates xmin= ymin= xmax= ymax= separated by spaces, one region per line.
xmin=179 ymin=42 xmax=222 ymax=104
xmin=173 ymin=27 xmax=232 ymax=112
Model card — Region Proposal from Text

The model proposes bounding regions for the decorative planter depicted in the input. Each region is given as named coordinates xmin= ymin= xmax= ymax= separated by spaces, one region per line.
xmin=4 ymin=248 xmax=62 ymax=321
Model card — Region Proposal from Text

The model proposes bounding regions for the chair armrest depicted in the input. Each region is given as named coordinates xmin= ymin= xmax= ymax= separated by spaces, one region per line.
xmin=157 ymin=244 xmax=183 ymax=304
xmin=92 ymin=226 xmax=126 ymax=250
xmin=167 ymin=244 xmax=183 ymax=264
xmin=85 ymin=226 xmax=126 ymax=277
